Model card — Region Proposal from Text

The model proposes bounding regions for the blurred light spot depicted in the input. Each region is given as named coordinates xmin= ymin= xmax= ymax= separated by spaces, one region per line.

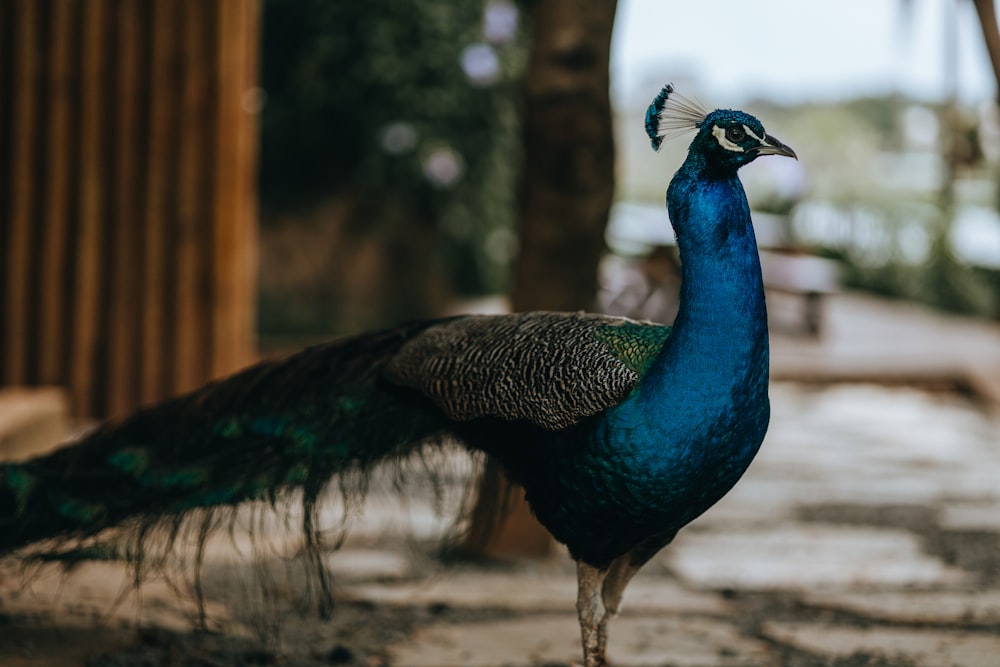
xmin=423 ymin=146 xmax=464 ymax=188
xmin=875 ymin=152 xmax=942 ymax=192
xmin=242 ymin=87 xmax=267 ymax=114
xmin=484 ymin=227 xmax=517 ymax=263
xmin=950 ymin=206 xmax=1000 ymax=269
xmin=381 ymin=122 xmax=418 ymax=154
xmin=483 ymin=0 xmax=519 ymax=44
xmin=897 ymin=223 xmax=931 ymax=264
xmin=901 ymin=105 xmax=938 ymax=150
xmin=461 ymin=43 xmax=500 ymax=86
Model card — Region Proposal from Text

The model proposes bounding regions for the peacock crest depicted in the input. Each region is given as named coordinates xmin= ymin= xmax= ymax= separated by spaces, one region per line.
xmin=644 ymin=83 xmax=709 ymax=150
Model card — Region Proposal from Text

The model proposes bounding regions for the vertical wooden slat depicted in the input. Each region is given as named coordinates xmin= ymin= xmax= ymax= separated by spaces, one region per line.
xmin=173 ymin=0 xmax=213 ymax=394
xmin=213 ymin=0 xmax=237 ymax=376
xmin=70 ymin=0 xmax=109 ymax=417
xmin=139 ymin=0 xmax=177 ymax=404
xmin=239 ymin=0 xmax=262 ymax=370
xmin=212 ymin=0 xmax=259 ymax=376
xmin=3 ymin=0 xmax=39 ymax=386
xmin=106 ymin=0 xmax=143 ymax=417
xmin=0 ymin=0 xmax=11 ymax=373
xmin=38 ymin=0 xmax=78 ymax=385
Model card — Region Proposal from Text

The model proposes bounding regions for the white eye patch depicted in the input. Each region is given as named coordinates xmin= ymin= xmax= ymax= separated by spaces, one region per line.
xmin=743 ymin=124 xmax=766 ymax=144
xmin=712 ymin=125 xmax=744 ymax=153
xmin=712 ymin=124 xmax=767 ymax=153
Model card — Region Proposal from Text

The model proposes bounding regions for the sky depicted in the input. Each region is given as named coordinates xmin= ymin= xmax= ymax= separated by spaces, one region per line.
xmin=611 ymin=0 xmax=998 ymax=107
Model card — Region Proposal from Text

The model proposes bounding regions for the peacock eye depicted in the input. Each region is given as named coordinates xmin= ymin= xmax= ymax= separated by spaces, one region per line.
xmin=725 ymin=126 xmax=746 ymax=143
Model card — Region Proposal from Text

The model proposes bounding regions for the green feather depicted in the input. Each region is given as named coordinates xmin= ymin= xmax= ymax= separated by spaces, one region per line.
xmin=595 ymin=323 xmax=671 ymax=376
xmin=5 ymin=465 xmax=37 ymax=516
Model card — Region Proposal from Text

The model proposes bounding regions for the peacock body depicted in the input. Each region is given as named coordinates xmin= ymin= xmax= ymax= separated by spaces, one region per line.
xmin=0 ymin=84 xmax=796 ymax=667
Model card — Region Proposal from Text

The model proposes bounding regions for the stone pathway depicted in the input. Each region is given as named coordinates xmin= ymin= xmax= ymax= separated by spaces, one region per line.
xmin=2 ymin=380 xmax=999 ymax=666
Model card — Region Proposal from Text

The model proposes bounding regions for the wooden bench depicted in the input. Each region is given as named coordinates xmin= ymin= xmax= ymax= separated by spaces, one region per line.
xmin=760 ymin=250 xmax=840 ymax=336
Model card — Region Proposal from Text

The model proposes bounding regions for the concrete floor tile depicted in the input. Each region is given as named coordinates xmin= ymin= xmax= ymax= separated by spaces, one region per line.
xmin=0 ymin=560 xmax=232 ymax=633
xmin=940 ymin=503 xmax=1000 ymax=532
xmin=669 ymin=525 xmax=968 ymax=589
xmin=327 ymin=549 xmax=414 ymax=582
xmin=802 ymin=589 xmax=1000 ymax=625
xmin=763 ymin=621 xmax=1000 ymax=667
xmin=389 ymin=614 xmax=770 ymax=667
xmin=341 ymin=570 xmax=729 ymax=615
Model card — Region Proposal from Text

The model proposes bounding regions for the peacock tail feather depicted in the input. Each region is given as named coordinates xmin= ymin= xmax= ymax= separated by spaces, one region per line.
xmin=0 ymin=320 xmax=449 ymax=558
xmin=0 ymin=312 xmax=671 ymax=582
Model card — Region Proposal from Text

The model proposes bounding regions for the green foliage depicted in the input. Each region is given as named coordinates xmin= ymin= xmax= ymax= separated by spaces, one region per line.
xmin=792 ymin=198 xmax=1000 ymax=318
xmin=840 ymin=95 xmax=907 ymax=150
xmin=747 ymin=95 xmax=1000 ymax=319
xmin=258 ymin=0 xmax=527 ymax=299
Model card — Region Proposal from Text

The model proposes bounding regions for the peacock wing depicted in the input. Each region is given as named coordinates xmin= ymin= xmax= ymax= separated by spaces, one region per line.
xmin=383 ymin=312 xmax=671 ymax=431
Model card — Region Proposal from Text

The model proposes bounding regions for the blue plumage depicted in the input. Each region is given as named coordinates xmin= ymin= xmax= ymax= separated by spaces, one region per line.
xmin=0 ymin=85 xmax=796 ymax=667
xmin=644 ymin=83 xmax=674 ymax=150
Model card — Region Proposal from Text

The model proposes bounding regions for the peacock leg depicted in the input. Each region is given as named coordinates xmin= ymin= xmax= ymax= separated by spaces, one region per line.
xmin=601 ymin=552 xmax=642 ymax=617
xmin=588 ymin=554 xmax=640 ymax=661
xmin=576 ymin=560 xmax=610 ymax=667
xmin=596 ymin=541 xmax=668 ymax=659
xmin=603 ymin=536 xmax=669 ymax=615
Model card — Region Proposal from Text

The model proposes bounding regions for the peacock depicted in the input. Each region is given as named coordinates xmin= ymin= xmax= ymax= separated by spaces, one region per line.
xmin=0 ymin=85 xmax=795 ymax=667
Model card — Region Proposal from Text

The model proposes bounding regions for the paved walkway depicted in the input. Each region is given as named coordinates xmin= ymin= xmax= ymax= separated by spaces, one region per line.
xmin=768 ymin=291 xmax=1000 ymax=401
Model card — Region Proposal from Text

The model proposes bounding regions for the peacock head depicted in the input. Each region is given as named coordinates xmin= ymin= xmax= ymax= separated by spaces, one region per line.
xmin=645 ymin=84 xmax=796 ymax=174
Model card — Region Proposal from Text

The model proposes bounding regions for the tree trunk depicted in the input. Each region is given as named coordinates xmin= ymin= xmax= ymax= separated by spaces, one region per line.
xmin=466 ymin=0 xmax=618 ymax=558
xmin=512 ymin=0 xmax=618 ymax=311
xmin=971 ymin=0 xmax=1000 ymax=317
xmin=972 ymin=0 xmax=1000 ymax=101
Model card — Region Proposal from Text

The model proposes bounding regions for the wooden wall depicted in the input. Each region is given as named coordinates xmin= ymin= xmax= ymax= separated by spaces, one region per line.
xmin=0 ymin=0 xmax=261 ymax=419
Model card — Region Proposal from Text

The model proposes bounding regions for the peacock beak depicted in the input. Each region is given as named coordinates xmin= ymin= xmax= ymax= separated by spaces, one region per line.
xmin=756 ymin=134 xmax=797 ymax=159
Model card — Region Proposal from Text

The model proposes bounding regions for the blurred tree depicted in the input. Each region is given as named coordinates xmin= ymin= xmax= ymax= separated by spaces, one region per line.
xmin=257 ymin=0 xmax=525 ymax=337
xmin=511 ymin=0 xmax=617 ymax=312
xmin=971 ymin=0 xmax=1000 ymax=317
xmin=972 ymin=0 xmax=1000 ymax=101
xmin=465 ymin=0 xmax=618 ymax=557
xmin=895 ymin=0 xmax=1000 ymax=317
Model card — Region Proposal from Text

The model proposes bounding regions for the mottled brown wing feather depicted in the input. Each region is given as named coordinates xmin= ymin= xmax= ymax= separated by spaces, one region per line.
xmin=382 ymin=312 xmax=661 ymax=431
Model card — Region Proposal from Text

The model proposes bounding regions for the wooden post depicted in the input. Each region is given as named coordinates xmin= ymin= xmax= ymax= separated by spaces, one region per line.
xmin=0 ymin=0 xmax=261 ymax=419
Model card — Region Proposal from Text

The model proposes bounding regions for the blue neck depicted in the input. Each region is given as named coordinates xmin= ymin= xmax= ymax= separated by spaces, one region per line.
xmin=607 ymin=160 xmax=769 ymax=481
xmin=653 ymin=163 xmax=769 ymax=391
